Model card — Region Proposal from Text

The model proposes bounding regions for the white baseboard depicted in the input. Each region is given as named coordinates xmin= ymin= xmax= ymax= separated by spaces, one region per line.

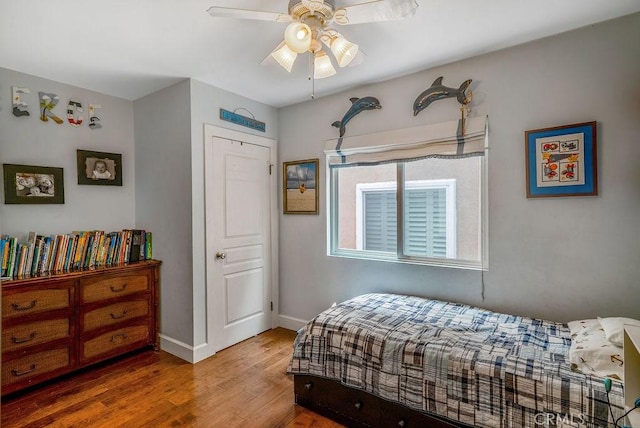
xmin=278 ymin=314 xmax=308 ymax=332
xmin=161 ymin=318 xmax=306 ymax=364
xmin=160 ymin=334 xmax=212 ymax=363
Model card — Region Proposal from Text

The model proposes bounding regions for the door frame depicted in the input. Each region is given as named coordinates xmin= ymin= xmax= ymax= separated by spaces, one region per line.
xmin=203 ymin=124 xmax=278 ymax=358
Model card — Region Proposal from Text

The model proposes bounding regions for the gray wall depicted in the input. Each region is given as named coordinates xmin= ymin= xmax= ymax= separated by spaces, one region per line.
xmin=134 ymin=79 xmax=193 ymax=347
xmin=0 ymin=67 xmax=135 ymax=239
xmin=133 ymin=78 xmax=278 ymax=351
xmin=277 ymin=13 xmax=640 ymax=323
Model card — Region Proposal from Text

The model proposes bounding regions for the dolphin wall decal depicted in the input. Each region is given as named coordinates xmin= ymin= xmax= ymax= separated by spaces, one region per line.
xmin=413 ymin=77 xmax=472 ymax=116
xmin=332 ymin=96 xmax=382 ymax=137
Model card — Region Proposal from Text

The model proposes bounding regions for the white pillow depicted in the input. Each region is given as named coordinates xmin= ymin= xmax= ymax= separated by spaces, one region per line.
xmin=597 ymin=317 xmax=640 ymax=346
xmin=567 ymin=319 xmax=624 ymax=381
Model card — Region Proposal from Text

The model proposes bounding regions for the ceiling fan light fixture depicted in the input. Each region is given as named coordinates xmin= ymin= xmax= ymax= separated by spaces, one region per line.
xmin=284 ymin=22 xmax=312 ymax=53
xmin=271 ymin=42 xmax=297 ymax=72
xmin=313 ymin=50 xmax=336 ymax=79
xmin=330 ymin=36 xmax=358 ymax=67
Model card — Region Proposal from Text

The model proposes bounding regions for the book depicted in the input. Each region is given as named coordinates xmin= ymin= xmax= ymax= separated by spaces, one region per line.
xmin=65 ymin=234 xmax=78 ymax=271
xmin=7 ymin=237 xmax=19 ymax=278
xmin=128 ymin=229 xmax=143 ymax=263
xmin=47 ymin=235 xmax=59 ymax=273
xmin=24 ymin=232 xmax=37 ymax=277
xmin=1 ymin=237 xmax=8 ymax=277
xmin=17 ymin=244 xmax=28 ymax=278
xmin=30 ymin=235 xmax=44 ymax=276
xmin=107 ymin=232 xmax=119 ymax=266
xmin=145 ymin=232 xmax=153 ymax=260
xmin=139 ymin=231 xmax=146 ymax=261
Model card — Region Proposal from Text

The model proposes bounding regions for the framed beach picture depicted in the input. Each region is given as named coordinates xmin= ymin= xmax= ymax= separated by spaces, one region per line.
xmin=77 ymin=149 xmax=122 ymax=186
xmin=3 ymin=163 xmax=64 ymax=204
xmin=283 ymin=159 xmax=319 ymax=214
xmin=525 ymin=121 xmax=597 ymax=198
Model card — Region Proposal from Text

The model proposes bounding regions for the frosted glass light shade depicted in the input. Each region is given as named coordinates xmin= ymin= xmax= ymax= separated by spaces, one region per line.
xmin=314 ymin=51 xmax=336 ymax=79
xmin=330 ymin=36 xmax=359 ymax=67
xmin=284 ymin=22 xmax=312 ymax=53
xmin=271 ymin=43 xmax=297 ymax=72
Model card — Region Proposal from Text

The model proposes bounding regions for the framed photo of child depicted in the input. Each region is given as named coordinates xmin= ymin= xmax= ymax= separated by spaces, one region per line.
xmin=3 ymin=163 xmax=64 ymax=204
xmin=77 ymin=149 xmax=123 ymax=186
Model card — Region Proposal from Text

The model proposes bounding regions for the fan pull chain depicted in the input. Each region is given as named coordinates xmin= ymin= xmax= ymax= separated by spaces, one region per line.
xmin=309 ymin=53 xmax=315 ymax=99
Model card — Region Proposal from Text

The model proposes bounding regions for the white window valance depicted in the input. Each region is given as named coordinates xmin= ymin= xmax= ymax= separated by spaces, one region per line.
xmin=324 ymin=115 xmax=488 ymax=168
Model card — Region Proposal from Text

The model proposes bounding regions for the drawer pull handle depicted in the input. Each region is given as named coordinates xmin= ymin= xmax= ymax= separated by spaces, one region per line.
xmin=12 ymin=364 xmax=37 ymax=377
xmin=12 ymin=332 xmax=37 ymax=344
xmin=110 ymin=284 xmax=127 ymax=293
xmin=397 ymin=419 xmax=406 ymax=427
xmin=354 ymin=401 xmax=362 ymax=410
xmin=11 ymin=300 xmax=37 ymax=311
xmin=110 ymin=333 xmax=129 ymax=342
xmin=304 ymin=382 xmax=313 ymax=391
xmin=110 ymin=310 xmax=127 ymax=319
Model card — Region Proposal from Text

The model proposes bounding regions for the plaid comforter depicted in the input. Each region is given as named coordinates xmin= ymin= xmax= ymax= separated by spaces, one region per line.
xmin=288 ymin=293 xmax=625 ymax=427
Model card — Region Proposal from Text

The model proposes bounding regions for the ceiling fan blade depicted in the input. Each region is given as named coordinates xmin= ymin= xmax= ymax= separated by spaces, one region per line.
xmin=206 ymin=6 xmax=292 ymax=23
xmin=333 ymin=0 xmax=418 ymax=25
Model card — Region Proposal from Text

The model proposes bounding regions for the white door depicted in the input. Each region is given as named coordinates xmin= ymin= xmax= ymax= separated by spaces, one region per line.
xmin=205 ymin=136 xmax=272 ymax=352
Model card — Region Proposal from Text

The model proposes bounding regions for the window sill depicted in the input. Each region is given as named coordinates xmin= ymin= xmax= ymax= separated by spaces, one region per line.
xmin=328 ymin=250 xmax=486 ymax=271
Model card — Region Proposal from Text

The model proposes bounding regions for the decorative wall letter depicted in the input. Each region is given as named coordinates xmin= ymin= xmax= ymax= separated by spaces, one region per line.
xmin=39 ymin=92 xmax=63 ymax=124
xmin=66 ymin=99 xmax=84 ymax=127
xmin=12 ymin=86 xmax=31 ymax=117
xmin=89 ymin=104 xmax=102 ymax=129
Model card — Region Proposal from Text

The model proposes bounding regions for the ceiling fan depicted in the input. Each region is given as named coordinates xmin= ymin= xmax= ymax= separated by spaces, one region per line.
xmin=207 ymin=0 xmax=419 ymax=79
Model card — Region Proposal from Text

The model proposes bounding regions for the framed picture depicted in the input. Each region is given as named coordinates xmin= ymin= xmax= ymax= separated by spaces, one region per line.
xmin=3 ymin=164 xmax=64 ymax=204
xmin=525 ymin=121 xmax=597 ymax=198
xmin=77 ymin=149 xmax=122 ymax=186
xmin=283 ymin=158 xmax=319 ymax=214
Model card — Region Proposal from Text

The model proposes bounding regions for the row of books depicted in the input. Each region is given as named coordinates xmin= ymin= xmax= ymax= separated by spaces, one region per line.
xmin=0 ymin=229 xmax=152 ymax=279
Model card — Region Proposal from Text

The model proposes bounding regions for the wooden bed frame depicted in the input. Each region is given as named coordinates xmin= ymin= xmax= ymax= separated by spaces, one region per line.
xmin=294 ymin=374 xmax=474 ymax=428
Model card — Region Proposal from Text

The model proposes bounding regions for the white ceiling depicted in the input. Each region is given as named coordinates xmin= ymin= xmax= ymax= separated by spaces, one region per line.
xmin=1 ymin=1 xmax=638 ymax=108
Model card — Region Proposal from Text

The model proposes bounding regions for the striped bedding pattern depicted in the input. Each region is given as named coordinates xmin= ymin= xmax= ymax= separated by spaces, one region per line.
xmin=288 ymin=293 xmax=626 ymax=427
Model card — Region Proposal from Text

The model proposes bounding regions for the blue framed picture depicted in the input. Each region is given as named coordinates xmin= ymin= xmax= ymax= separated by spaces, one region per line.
xmin=525 ymin=121 xmax=597 ymax=198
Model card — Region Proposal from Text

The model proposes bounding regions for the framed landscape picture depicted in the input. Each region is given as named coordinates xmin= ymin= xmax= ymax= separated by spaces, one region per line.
xmin=525 ymin=121 xmax=597 ymax=198
xmin=77 ymin=149 xmax=122 ymax=186
xmin=283 ymin=159 xmax=319 ymax=214
xmin=3 ymin=163 xmax=64 ymax=204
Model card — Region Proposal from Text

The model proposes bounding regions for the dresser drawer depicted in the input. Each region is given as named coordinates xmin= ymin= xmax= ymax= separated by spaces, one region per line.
xmin=2 ymin=288 xmax=71 ymax=319
xmin=82 ymin=299 xmax=150 ymax=332
xmin=81 ymin=324 xmax=151 ymax=362
xmin=81 ymin=274 xmax=149 ymax=303
xmin=2 ymin=318 xmax=71 ymax=353
xmin=2 ymin=347 xmax=71 ymax=387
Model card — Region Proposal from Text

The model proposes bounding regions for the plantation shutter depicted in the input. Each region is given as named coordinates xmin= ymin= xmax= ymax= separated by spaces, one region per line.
xmin=363 ymin=191 xmax=397 ymax=251
xmin=363 ymin=188 xmax=447 ymax=256
xmin=404 ymin=188 xmax=447 ymax=257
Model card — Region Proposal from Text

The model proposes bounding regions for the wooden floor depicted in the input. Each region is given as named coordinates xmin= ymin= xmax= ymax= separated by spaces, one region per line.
xmin=1 ymin=328 xmax=344 ymax=428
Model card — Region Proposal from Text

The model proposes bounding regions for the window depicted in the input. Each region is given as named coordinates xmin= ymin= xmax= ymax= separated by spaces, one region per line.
xmin=326 ymin=116 xmax=487 ymax=269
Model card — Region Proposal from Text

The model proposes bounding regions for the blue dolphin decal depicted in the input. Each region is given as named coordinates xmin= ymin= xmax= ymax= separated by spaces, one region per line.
xmin=332 ymin=96 xmax=382 ymax=137
xmin=413 ymin=77 xmax=472 ymax=116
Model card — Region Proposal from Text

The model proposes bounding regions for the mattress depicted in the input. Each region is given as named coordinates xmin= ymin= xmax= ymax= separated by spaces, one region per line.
xmin=288 ymin=293 xmax=626 ymax=427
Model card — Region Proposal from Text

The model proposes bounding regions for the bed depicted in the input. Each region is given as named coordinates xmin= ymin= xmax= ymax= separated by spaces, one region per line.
xmin=288 ymin=293 xmax=626 ymax=427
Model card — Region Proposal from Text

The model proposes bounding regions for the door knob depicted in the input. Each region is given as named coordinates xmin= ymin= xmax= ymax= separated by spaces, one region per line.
xmin=215 ymin=252 xmax=226 ymax=260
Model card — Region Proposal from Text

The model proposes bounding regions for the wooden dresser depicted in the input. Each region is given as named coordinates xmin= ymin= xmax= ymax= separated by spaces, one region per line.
xmin=1 ymin=260 xmax=160 ymax=396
